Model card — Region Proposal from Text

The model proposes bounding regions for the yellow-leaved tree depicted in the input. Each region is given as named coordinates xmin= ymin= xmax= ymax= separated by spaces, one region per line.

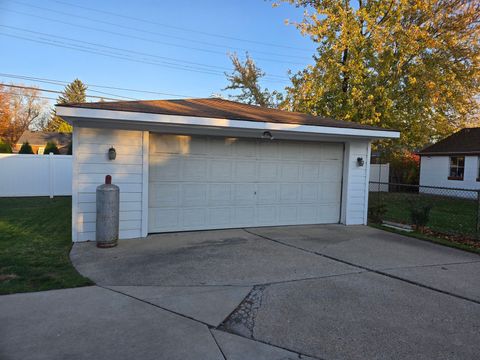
xmin=276 ymin=0 xmax=480 ymax=150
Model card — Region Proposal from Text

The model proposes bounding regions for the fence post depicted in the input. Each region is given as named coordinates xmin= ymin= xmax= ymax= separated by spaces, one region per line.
xmin=49 ymin=152 xmax=54 ymax=199
xmin=477 ymin=191 xmax=480 ymax=239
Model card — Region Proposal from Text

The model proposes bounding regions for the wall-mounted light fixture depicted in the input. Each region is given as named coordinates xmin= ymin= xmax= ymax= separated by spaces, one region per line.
xmin=357 ymin=157 xmax=365 ymax=167
xmin=108 ymin=146 xmax=117 ymax=160
xmin=262 ymin=131 xmax=274 ymax=140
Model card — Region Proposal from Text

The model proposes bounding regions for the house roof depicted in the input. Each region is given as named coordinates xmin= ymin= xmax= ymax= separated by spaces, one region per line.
xmin=57 ymin=98 xmax=393 ymax=132
xmin=418 ymin=128 xmax=480 ymax=156
xmin=17 ymin=131 xmax=71 ymax=147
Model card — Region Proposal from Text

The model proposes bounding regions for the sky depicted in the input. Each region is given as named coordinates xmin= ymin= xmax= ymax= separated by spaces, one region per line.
xmin=0 ymin=0 xmax=316 ymax=105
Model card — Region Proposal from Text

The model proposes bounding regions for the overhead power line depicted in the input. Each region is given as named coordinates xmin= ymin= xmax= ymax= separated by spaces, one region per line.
xmin=0 ymin=32 xmax=291 ymax=84
xmin=3 ymin=5 xmax=308 ymax=66
xmin=0 ymin=83 xmax=128 ymax=101
xmin=0 ymin=73 xmax=199 ymax=98
xmin=12 ymin=0 xmax=311 ymax=60
xmin=49 ymin=0 xmax=312 ymax=53
xmin=0 ymin=90 xmax=57 ymax=101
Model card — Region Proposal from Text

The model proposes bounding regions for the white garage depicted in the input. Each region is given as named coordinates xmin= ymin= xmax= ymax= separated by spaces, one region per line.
xmin=56 ymin=98 xmax=399 ymax=242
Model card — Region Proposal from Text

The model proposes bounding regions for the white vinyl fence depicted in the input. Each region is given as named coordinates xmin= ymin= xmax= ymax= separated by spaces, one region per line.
xmin=369 ymin=163 xmax=390 ymax=192
xmin=0 ymin=153 xmax=72 ymax=197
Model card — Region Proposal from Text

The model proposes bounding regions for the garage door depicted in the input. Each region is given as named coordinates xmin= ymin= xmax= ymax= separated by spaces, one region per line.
xmin=148 ymin=134 xmax=343 ymax=233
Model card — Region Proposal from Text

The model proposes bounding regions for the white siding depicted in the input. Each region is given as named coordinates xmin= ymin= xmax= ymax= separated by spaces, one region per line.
xmin=73 ymin=127 xmax=147 ymax=242
xmin=341 ymin=140 xmax=370 ymax=225
xmin=419 ymin=155 xmax=480 ymax=198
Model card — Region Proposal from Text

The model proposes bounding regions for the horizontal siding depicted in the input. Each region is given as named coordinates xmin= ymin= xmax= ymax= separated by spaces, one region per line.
xmin=74 ymin=127 xmax=144 ymax=242
xmin=346 ymin=141 xmax=369 ymax=225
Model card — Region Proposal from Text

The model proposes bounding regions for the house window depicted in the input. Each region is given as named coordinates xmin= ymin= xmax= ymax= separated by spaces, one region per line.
xmin=448 ymin=156 xmax=464 ymax=180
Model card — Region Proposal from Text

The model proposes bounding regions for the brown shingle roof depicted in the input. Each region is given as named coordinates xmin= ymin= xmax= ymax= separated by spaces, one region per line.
xmin=418 ymin=128 xmax=480 ymax=156
xmin=17 ymin=130 xmax=71 ymax=147
xmin=58 ymin=98 xmax=393 ymax=132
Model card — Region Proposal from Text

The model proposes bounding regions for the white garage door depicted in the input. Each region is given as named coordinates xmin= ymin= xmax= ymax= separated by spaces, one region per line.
xmin=148 ymin=134 xmax=343 ymax=233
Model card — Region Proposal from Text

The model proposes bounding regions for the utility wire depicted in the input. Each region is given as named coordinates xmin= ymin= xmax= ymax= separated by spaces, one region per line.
xmin=49 ymin=0 xmax=313 ymax=53
xmin=12 ymin=0 xmax=311 ymax=60
xmin=0 ymin=84 xmax=128 ymax=101
xmin=2 ymin=6 xmax=308 ymax=66
xmin=0 ymin=32 xmax=290 ymax=84
xmin=0 ymin=90 xmax=57 ymax=101
xmin=1 ymin=25 xmax=286 ymax=79
xmin=0 ymin=73 xmax=199 ymax=98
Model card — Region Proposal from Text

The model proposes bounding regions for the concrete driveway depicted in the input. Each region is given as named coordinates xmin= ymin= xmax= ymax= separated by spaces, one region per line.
xmin=2 ymin=225 xmax=480 ymax=359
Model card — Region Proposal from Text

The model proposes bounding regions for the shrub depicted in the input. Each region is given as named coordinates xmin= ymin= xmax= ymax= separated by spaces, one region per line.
xmin=19 ymin=141 xmax=34 ymax=154
xmin=368 ymin=203 xmax=387 ymax=223
xmin=0 ymin=140 xmax=12 ymax=153
xmin=44 ymin=141 xmax=60 ymax=155
xmin=409 ymin=200 xmax=432 ymax=232
xmin=67 ymin=141 xmax=72 ymax=155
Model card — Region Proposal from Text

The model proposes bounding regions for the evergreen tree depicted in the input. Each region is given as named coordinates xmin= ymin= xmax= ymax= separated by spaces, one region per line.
xmin=43 ymin=141 xmax=60 ymax=155
xmin=47 ymin=79 xmax=87 ymax=132
xmin=19 ymin=141 xmax=34 ymax=154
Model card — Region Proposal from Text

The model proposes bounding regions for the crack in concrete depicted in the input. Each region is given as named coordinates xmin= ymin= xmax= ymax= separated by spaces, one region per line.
xmin=376 ymin=259 xmax=480 ymax=271
xmin=208 ymin=328 xmax=227 ymax=360
xmin=220 ymin=285 xmax=266 ymax=339
xmin=243 ymin=228 xmax=480 ymax=305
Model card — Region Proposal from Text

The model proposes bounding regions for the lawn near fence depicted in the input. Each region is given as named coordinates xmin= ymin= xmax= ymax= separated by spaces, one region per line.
xmin=0 ymin=197 xmax=92 ymax=295
xmin=369 ymin=191 xmax=478 ymax=237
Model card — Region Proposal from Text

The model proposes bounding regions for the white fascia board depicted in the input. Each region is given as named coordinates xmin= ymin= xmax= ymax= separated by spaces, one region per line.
xmin=56 ymin=106 xmax=400 ymax=139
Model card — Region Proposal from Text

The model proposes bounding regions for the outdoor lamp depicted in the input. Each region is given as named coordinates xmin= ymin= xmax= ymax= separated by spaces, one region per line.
xmin=108 ymin=146 xmax=117 ymax=160
xmin=357 ymin=157 xmax=365 ymax=167
xmin=262 ymin=131 xmax=274 ymax=140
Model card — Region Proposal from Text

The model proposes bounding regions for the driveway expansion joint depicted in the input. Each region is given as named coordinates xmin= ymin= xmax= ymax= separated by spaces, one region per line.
xmin=243 ymin=228 xmax=480 ymax=305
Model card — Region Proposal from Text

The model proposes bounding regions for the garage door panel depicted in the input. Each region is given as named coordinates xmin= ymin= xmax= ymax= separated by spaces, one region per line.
xmin=234 ymin=184 xmax=255 ymax=204
xmin=209 ymin=184 xmax=232 ymax=205
xmin=280 ymin=163 xmax=300 ymax=181
xmin=211 ymin=160 xmax=233 ymax=181
xmin=257 ymin=206 xmax=277 ymax=224
xmin=280 ymin=184 xmax=299 ymax=203
xmin=258 ymin=142 xmax=279 ymax=159
xmin=232 ymin=140 xmax=256 ymax=157
xmin=208 ymin=207 xmax=231 ymax=226
xmin=321 ymin=162 xmax=343 ymax=181
xmin=320 ymin=182 xmax=342 ymax=202
xmin=257 ymin=184 xmax=278 ymax=204
xmin=234 ymin=207 xmax=255 ymax=225
xmin=235 ymin=161 xmax=256 ymax=181
xmin=182 ymin=158 xmax=208 ymax=181
xmin=149 ymin=135 xmax=343 ymax=233
xmin=301 ymin=184 xmax=319 ymax=202
xmin=258 ymin=162 xmax=278 ymax=181
xmin=182 ymin=184 xmax=207 ymax=206
xmin=149 ymin=183 xmax=180 ymax=207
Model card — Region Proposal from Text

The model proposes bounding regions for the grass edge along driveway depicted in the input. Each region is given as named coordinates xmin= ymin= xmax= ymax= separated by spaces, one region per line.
xmin=0 ymin=197 xmax=92 ymax=295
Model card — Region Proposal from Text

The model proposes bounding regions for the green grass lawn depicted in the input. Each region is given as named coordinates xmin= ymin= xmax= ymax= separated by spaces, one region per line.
xmin=0 ymin=197 xmax=92 ymax=295
xmin=369 ymin=191 xmax=478 ymax=237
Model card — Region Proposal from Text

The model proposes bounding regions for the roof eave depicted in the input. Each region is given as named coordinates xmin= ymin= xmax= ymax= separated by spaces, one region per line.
xmin=56 ymin=105 xmax=400 ymax=139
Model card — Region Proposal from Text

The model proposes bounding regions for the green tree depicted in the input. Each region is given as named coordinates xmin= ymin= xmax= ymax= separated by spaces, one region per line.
xmin=47 ymin=79 xmax=87 ymax=132
xmin=223 ymin=53 xmax=283 ymax=108
xmin=43 ymin=141 xmax=59 ymax=155
xmin=276 ymin=0 xmax=480 ymax=151
xmin=0 ymin=140 xmax=12 ymax=153
xmin=19 ymin=141 xmax=34 ymax=154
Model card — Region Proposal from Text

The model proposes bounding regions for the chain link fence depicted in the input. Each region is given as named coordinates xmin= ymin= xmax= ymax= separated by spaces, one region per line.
xmin=369 ymin=182 xmax=480 ymax=239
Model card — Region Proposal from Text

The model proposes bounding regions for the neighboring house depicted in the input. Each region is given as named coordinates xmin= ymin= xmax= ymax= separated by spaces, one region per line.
xmin=418 ymin=128 xmax=480 ymax=195
xmin=15 ymin=131 xmax=72 ymax=154
xmin=56 ymin=98 xmax=399 ymax=242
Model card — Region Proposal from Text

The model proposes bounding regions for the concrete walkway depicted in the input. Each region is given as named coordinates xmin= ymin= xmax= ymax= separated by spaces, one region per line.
xmin=2 ymin=225 xmax=480 ymax=359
